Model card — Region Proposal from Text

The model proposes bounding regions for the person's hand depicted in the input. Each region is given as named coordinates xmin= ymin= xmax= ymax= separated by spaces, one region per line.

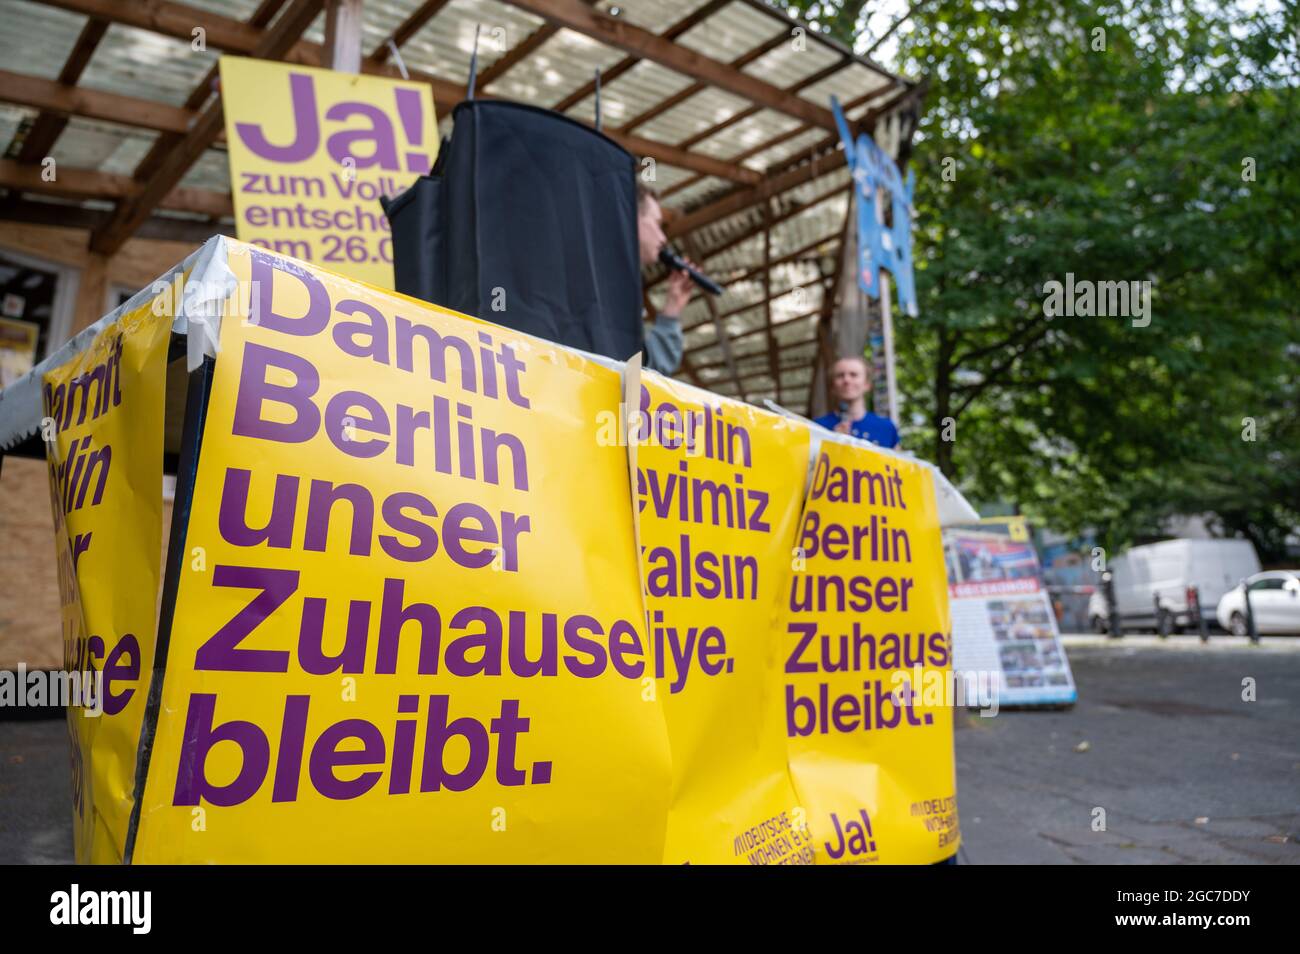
xmin=664 ymin=260 xmax=695 ymax=316
xmin=833 ymin=420 xmax=853 ymax=434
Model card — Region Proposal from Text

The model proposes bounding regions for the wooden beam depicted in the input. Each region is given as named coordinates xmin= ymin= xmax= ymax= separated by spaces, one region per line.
xmin=662 ymin=83 xmax=895 ymax=200
xmin=88 ymin=0 xmax=325 ymax=255
xmin=693 ymin=338 xmax=817 ymax=374
xmin=134 ymin=0 xmax=289 ymax=182
xmin=368 ymin=0 xmax=452 ymax=63
xmin=682 ymin=235 xmax=743 ymax=401
xmin=677 ymin=54 xmax=864 ymax=151
xmin=23 ymin=1 xmax=762 ymax=186
xmin=500 ymin=0 xmax=837 ymax=131
xmin=475 ymin=24 xmax=560 ymax=90
xmin=713 ymin=231 xmax=840 ymax=289
xmin=615 ymin=31 xmax=788 ymax=135
xmin=551 ymin=0 xmax=731 ymax=113
xmin=813 ymin=195 xmax=854 ymax=415
xmin=0 ymin=159 xmax=232 ymax=217
xmin=762 ymin=199 xmax=780 ymax=403
xmin=613 ymin=131 xmax=759 ymax=185
xmin=0 ymin=196 xmax=234 ymax=244
xmin=665 ymin=81 xmax=926 ymax=239
xmin=37 ymin=0 xmax=305 ymax=59
xmin=688 ymin=274 xmax=834 ymax=331
xmin=324 ymin=0 xmax=364 ymax=73
xmin=684 ymin=306 xmax=822 ymax=355
xmin=0 ymin=68 xmax=191 ymax=134
xmin=647 ymin=179 xmax=845 ymax=291
xmin=731 ymin=0 xmax=909 ymax=87
xmin=665 ymin=151 xmax=838 ymax=238
xmin=13 ymin=17 xmax=110 ymax=163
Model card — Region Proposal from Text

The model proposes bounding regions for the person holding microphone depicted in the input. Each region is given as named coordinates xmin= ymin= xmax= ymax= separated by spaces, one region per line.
xmin=813 ymin=355 xmax=900 ymax=448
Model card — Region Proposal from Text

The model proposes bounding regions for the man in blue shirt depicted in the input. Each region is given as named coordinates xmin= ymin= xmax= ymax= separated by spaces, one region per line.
xmin=813 ymin=355 xmax=900 ymax=448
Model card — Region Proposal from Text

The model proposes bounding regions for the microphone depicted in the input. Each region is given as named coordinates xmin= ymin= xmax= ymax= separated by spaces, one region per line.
xmin=659 ymin=246 xmax=723 ymax=296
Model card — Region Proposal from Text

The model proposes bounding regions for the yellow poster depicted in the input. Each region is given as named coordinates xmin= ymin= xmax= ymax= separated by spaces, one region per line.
xmin=633 ymin=374 xmax=814 ymax=864
xmin=42 ymin=298 xmax=170 ymax=863
xmin=781 ymin=440 xmax=959 ymax=863
xmin=0 ymin=317 xmax=39 ymax=389
xmin=130 ymin=242 xmax=671 ymax=863
xmin=220 ymin=57 xmax=437 ymax=289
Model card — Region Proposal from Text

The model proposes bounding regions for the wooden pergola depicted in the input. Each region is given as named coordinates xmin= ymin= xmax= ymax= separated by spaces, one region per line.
xmin=0 ymin=0 xmax=924 ymax=414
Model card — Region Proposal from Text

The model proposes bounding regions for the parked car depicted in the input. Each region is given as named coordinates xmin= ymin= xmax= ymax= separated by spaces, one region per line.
xmin=1086 ymin=538 xmax=1261 ymax=634
xmin=1216 ymin=571 xmax=1300 ymax=635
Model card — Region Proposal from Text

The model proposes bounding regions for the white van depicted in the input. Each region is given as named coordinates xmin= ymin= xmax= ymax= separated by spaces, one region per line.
xmin=1086 ymin=539 xmax=1261 ymax=634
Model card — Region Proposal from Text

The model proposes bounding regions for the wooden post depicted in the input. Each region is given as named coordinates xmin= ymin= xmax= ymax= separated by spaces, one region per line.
xmin=325 ymin=0 xmax=364 ymax=73
xmin=879 ymin=271 xmax=898 ymax=421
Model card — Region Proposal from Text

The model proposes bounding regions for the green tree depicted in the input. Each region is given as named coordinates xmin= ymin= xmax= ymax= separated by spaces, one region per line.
xmin=794 ymin=0 xmax=1299 ymax=559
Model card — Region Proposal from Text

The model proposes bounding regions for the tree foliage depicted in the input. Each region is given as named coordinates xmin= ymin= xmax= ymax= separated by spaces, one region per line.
xmin=791 ymin=0 xmax=1299 ymax=560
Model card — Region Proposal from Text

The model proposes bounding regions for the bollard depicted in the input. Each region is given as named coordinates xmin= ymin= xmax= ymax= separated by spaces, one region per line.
xmin=1104 ymin=570 xmax=1122 ymax=638
xmin=1242 ymin=580 xmax=1259 ymax=644
xmin=1189 ymin=586 xmax=1209 ymax=642
xmin=1154 ymin=592 xmax=1170 ymax=638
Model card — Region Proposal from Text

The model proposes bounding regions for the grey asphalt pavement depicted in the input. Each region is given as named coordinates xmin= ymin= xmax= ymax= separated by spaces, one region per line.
xmin=956 ymin=635 xmax=1300 ymax=864
xmin=2 ymin=635 xmax=1297 ymax=863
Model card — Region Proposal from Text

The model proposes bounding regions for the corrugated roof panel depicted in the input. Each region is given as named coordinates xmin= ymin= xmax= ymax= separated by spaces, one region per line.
xmin=649 ymin=164 xmax=694 ymax=191
xmin=0 ymin=0 xmax=85 ymax=83
xmin=713 ymin=279 xmax=763 ymax=314
xmin=667 ymin=175 xmax=728 ymax=208
xmin=683 ymin=325 xmax=718 ymax=350
xmin=694 ymin=109 xmax=799 ymax=162
xmin=49 ymin=119 xmax=149 ymax=178
xmin=781 ymin=344 xmax=817 ymax=365
xmin=0 ymin=105 xmax=34 ymax=157
xmin=489 ymin=29 xmax=625 ymax=112
xmin=80 ymin=24 xmax=219 ymax=108
xmin=181 ymin=148 xmax=236 ymax=193
xmin=774 ymin=312 xmax=817 ymax=345
xmin=604 ymin=0 xmax=718 ymax=35
xmin=797 ymin=62 xmax=895 ymax=108
xmin=566 ymin=60 xmax=696 ymax=128
xmin=675 ymin=1 xmax=776 ymax=62
xmin=200 ymin=0 xmax=267 ymax=24
xmin=742 ymin=126 xmax=828 ymax=170
xmin=739 ymin=33 xmax=841 ymax=88
xmin=634 ymin=87 xmax=751 ymax=145
xmin=692 ymin=343 xmax=723 ymax=364
xmin=705 ymin=234 xmax=762 ymax=274
xmin=771 ymin=284 xmax=825 ymax=323
xmin=384 ymin=0 xmax=547 ymax=87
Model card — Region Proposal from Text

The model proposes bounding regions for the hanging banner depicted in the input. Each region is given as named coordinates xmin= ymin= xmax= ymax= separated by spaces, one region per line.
xmin=634 ymin=374 xmax=813 ymax=865
xmin=782 ymin=440 xmax=959 ymax=863
xmin=129 ymin=243 xmax=671 ymax=863
xmin=219 ymin=57 xmax=437 ymax=289
xmin=18 ymin=237 xmax=967 ymax=865
xmin=945 ymin=518 xmax=1078 ymax=706
xmin=42 ymin=297 xmax=170 ymax=864
xmin=831 ymin=96 xmax=919 ymax=318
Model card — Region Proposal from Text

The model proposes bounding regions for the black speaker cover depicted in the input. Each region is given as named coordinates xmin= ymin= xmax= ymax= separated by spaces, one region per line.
xmin=384 ymin=100 xmax=644 ymax=362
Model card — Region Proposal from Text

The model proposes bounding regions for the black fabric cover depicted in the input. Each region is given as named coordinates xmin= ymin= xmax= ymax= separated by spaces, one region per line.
xmin=383 ymin=100 xmax=643 ymax=361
